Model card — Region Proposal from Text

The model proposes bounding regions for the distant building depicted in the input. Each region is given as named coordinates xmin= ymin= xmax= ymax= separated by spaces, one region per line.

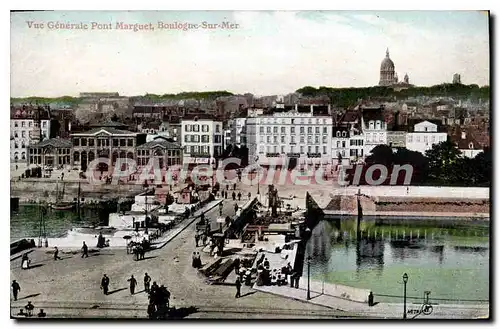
xmin=27 ymin=138 xmax=72 ymax=167
xmin=180 ymin=116 xmax=223 ymax=166
xmin=361 ymin=106 xmax=388 ymax=155
xmin=70 ymin=123 xmax=147 ymax=171
xmin=10 ymin=105 xmax=51 ymax=162
xmin=405 ymin=120 xmax=447 ymax=154
xmin=378 ymin=48 xmax=414 ymax=90
xmin=453 ymin=73 xmax=462 ymax=84
xmin=246 ymin=108 xmax=332 ymax=169
xmin=136 ymin=136 xmax=183 ymax=168
xmin=227 ymin=117 xmax=247 ymax=148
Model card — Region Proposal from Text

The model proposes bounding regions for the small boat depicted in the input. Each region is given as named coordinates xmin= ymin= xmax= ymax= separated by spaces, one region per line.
xmin=51 ymin=181 xmax=75 ymax=211
xmin=51 ymin=202 xmax=75 ymax=211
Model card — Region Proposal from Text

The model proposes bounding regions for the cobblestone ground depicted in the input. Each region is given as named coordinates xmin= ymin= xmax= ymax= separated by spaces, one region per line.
xmin=10 ymin=197 xmax=342 ymax=319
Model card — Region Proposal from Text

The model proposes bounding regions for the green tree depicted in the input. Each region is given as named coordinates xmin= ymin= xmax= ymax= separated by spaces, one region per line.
xmin=365 ymin=145 xmax=394 ymax=167
xmin=424 ymin=139 xmax=462 ymax=185
xmin=472 ymin=147 xmax=491 ymax=186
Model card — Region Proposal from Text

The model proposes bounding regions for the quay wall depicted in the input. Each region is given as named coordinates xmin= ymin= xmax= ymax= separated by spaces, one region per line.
xmin=10 ymin=180 xmax=145 ymax=203
xmin=331 ymin=186 xmax=489 ymax=199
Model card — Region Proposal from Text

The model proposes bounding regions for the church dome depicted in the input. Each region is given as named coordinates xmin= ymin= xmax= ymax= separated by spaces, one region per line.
xmin=380 ymin=48 xmax=395 ymax=71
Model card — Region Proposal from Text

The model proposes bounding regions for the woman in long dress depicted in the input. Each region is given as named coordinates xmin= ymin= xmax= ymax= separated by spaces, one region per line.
xmin=21 ymin=253 xmax=30 ymax=270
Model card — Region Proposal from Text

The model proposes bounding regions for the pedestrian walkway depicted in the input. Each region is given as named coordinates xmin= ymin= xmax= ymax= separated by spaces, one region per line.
xmin=152 ymin=199 xmax=224 ymax=250
xmin=253 ymin=280 xmax=489 ymax=319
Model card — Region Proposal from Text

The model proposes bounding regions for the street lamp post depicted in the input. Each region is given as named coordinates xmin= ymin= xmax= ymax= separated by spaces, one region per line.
xmin=307 ymin=256 xmax=312 ymax=300
xmin=402 ymin=273 xmax=408 ymax=319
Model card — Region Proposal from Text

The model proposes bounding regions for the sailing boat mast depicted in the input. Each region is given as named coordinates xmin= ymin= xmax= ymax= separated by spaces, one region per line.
xmin=55 ymin=181 xmax=60 ymax=204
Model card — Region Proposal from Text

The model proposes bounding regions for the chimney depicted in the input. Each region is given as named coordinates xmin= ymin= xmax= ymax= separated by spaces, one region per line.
xmin=294 ymin=104 xmax=298 ymax=112
xmin=461 ymin=131 xmax=466 ymax=140
xmin=310 ymin=104 xmax=314 ymax=114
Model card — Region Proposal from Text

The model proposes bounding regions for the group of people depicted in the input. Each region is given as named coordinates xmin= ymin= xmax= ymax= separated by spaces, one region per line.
xmin=147 ymin=281 xmax=171 ymax=319
xmin=15 ymin=302 xmax=46 ymax=318
xmin=191 ymin=252 xmax=202 ymax=268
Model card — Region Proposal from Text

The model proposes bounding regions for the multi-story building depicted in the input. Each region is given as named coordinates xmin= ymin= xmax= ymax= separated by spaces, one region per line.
xmin=181 ymin=116 xmax=223 ymax=166
xmin=227 ymin=117 xmax=247 ymax=148
xmin=158 ymin=118 xmax=181 ymax=142
xmin=361 ymin=106 xmax=387 ymax=156
xmin=246 ymin=108 xmax=332 ymax=169
xmin=405 ymin=120 xmax=447 ymax=154
xmin=136 ymin=136 xmax=183 ymax=168
xmin=27 ymin=138 xmax=72 ymax=167
xmin=10 ymin=105 xmax=51 ymax=162
xmin=332 ymin=127 xmax=350 ymax=164
xmin=449 ymin=126 xmax=485 ymax=159
xmin=70 ymin=122 xmax=147 ymax=171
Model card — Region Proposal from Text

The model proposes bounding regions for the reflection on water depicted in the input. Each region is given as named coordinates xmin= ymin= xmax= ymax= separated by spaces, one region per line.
xmin=305 ymin=220 xmax=490 ymax=304
xmin=10 ymin=206 xmax=107 ymax=242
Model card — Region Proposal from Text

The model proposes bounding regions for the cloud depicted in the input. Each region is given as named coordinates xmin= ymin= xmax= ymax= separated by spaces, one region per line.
xmin=10 ymin=11 xmax=490 ymax=97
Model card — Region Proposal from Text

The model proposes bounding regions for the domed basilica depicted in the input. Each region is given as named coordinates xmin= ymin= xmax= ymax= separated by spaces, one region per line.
xmin=378 ymin=48 xmax=412 ymax=89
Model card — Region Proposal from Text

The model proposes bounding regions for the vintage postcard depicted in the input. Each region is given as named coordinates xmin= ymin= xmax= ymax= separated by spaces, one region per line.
xmin=10 ymin=10 xmax=490 ymax=320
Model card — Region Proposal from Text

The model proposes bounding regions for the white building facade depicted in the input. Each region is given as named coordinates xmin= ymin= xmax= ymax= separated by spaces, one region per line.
xmin=227 ymin=117 xmax=247 ymax=148
xmin=246 ymin=111 xmax=332 ymax=168
xmin=181 ymin=118 xmax=223 ymax=165
xmin=406 ymin=120 xmax=447 ymax=155
xmin=10 ymin=118 xmax=50 ymax=162
xmin=361 ymin=108 xmax=387 ymax=156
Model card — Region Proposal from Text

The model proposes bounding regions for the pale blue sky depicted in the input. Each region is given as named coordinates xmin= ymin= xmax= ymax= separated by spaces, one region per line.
xmin=10 ymin=11 xmax=490 ymax=97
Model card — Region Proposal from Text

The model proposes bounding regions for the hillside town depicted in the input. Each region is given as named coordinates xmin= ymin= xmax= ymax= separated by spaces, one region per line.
xmin=10 ymin=52 xmax=490 ymax=177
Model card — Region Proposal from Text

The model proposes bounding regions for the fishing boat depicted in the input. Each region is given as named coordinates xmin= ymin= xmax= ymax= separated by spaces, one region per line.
xmin=51 ymin=181 xmax=75 ymax=210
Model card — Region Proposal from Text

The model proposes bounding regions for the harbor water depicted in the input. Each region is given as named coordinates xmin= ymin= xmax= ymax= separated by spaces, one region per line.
xmin=10 ymin=205 xmax=112 ymax=242
xmin=304 ymin=220 xmax=490 ymax=304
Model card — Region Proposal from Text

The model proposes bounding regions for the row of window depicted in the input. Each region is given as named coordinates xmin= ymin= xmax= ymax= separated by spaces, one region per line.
xmin=29 ymin=155 xmax=71 ymax=166
xmin=262 ymin=135 xmax=329 ymax=145
xmin=184 ymin=134 xmax=211 ymax=143
xmin=28 ymin=148 xmax=70 ymax=155
xmin=259 ymin=145 xmax=328 ymax=155
xmin=73 ymin=138 xmax=135 ymax=147
xmin=184 ymin=124 xmax=221 ymax=133
xmin=260 ymin=126 xmax=329 ymax=134
xmin=13 ymin=121 xmax=48 ymax=128
xmin=407 ymin=134 xmax=446 ymax=143
xmin=259 ymin=118 xmax=329 ymax=125
xmin=365 ymin=133 xmax=386 ymax=143
xmin=136 ymin=157 xmax=182 ymax=167
xmin=137 ymin=149 xmax=181 ymax=157
xmin=366 ymin=121 xmax=386 ymax=130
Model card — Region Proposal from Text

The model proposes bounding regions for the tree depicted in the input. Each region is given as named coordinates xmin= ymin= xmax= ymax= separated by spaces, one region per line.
xmin=365 ymin=145 xmax=394 ymax=167
xmin=393 ymin=148 xmax=429 ymax=184
xmin=424 ymin=139 xmax=462 ymax=185
xmin=472 ymin=147 xmax=491 ymax=186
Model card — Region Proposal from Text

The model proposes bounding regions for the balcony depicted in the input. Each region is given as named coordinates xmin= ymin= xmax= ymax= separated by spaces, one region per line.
xmin=307 ymin=153 xmax=322 ymax=158
xmin=286 ymin=153 xmax=301 ymax=158
xmin=266 ymin=153 xmax=281 ymax=158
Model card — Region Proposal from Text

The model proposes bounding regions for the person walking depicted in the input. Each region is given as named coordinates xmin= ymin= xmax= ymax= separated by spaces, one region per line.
xmin=128 ymin=275 xmax=137 ymax=295
xmin=248 ymin=192 xmax=251 ymax=200
xmin=81 ymin=241 xmax=88 ymax=258
xmin=12 ymin=280 xmax=20 ymax=301
xmin=232 ymin=191 xmax=236 ymax=201
xmin=101 ymin=274 xmax=110 ymax=295
xmin=237 ymin=192 xmax=241 ymax=201
xmin=53 ymin=246 xmax=62 ymax=260
xmin=144 ymin=273 xmax=151 ymax=293
xmin=235 ymin=278 xmax=242 ymax=298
